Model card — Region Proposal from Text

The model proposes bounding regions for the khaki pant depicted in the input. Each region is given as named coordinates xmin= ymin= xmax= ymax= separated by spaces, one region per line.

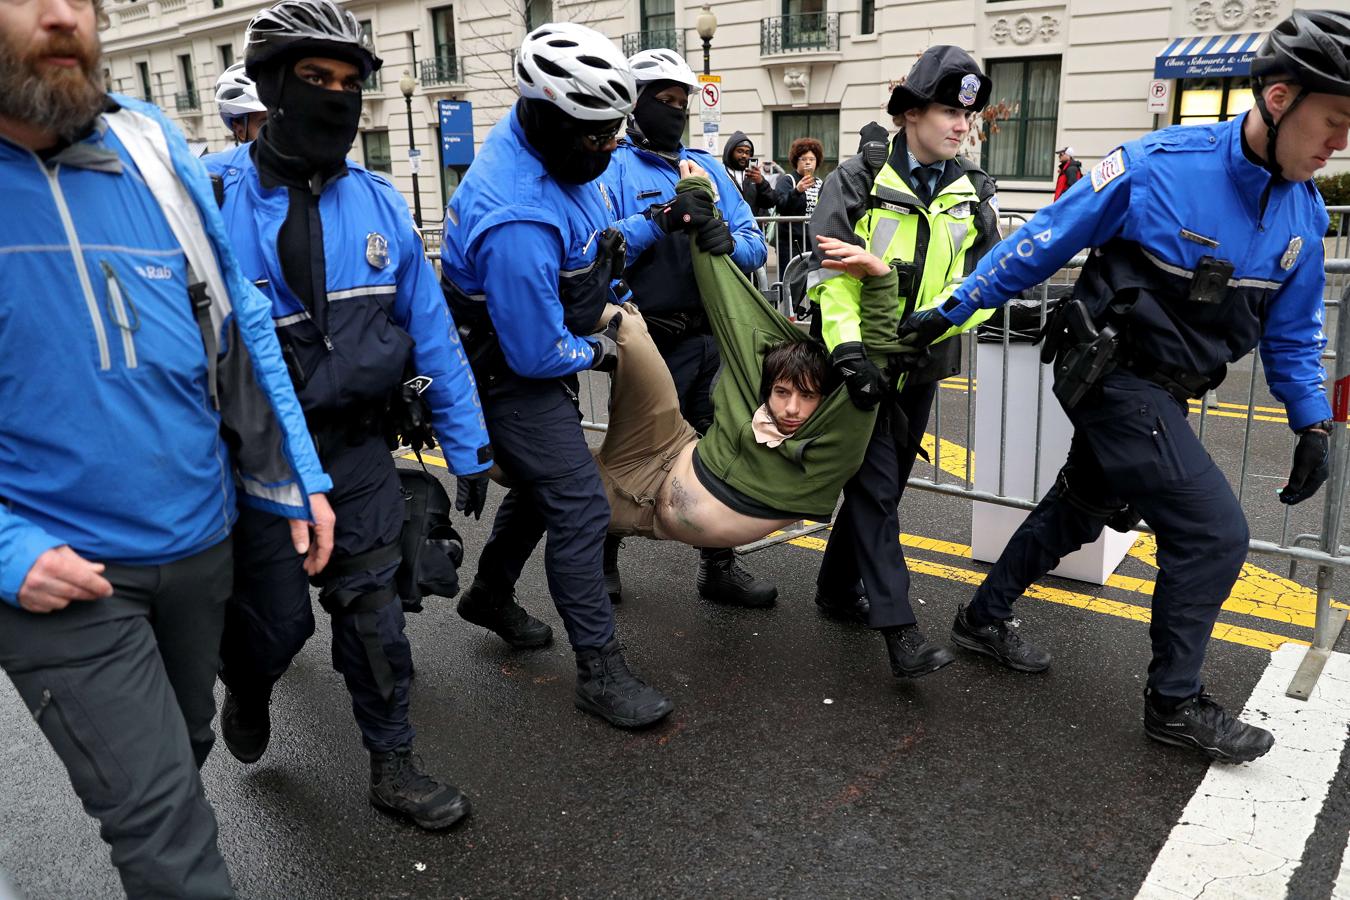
xmin=595 ymin=303 xmax=699 ymax=538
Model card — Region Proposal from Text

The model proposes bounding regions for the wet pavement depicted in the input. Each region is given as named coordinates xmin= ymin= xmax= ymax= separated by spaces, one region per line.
xmin=3 ymin=361 xmax=1349 ymax=899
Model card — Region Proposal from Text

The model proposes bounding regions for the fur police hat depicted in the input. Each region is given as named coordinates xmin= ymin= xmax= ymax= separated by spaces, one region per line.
xmin=888 ymin=45 xmax=992 ymax=115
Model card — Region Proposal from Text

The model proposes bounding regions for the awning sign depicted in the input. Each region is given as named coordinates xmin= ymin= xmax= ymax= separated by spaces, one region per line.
xmin=1154 ymin=31 xmax=1264 ymax=79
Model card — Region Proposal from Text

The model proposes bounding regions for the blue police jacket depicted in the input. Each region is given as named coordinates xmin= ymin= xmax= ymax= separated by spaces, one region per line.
xmin=440 ymin=103 xmax=620 ymax=380
xmin=601 ymin=138 xmax=767 ymax=317
xmin=207 ymin=144 xmax=491 ymax=476
xmin=0 ymin=96 xmax=330 ymax=605
xmin=941 ymin=113 xmax=1331 ymax=431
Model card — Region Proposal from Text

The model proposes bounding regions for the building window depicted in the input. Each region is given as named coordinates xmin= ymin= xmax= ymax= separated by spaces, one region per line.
xmin=984 ymin=56 xmax=1061 ymax=180
xmin=212 ymin=0 xmax=223 ymax=8
xmin=859 ymin=0 xmax=875 ymax=35
xmin=773 ymin=109 xmax=840 ymax=177
xmin=218 ymin=44 xmax=234 ymax=71
xmin=425 ymin=6 xmax=459 ymax=84
xmin=1172 ymin=76 xmax=1254 ymax=126
xmin=362 ymin=131 xmax=392 ymax=174
xmin=525 ymin=0 xmax=551 ymax=33
xmin=441 ymin=164 xmax=467 ymax=207
xmin=359 ymin=20 xmax=380 ymax=91
xmin=177 ymin=54 xmax=199 ymax=111
xmin=642 ymin=0 xmax=674 ymax=35
xmin=137 ymin=61 xmax=152 ymax=103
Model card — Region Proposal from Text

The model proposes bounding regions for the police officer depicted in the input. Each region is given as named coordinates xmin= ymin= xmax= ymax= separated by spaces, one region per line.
xmin=441 ymin=24 xmax=674 ymax=730
xmin=207 ymin=0 xmax=495 ymax=828
xmin=214 ymin=63 xmax=267 ymax=145
xmin=898 ymin=10 xmax=1350 ymax=763
xmin=598 ymin=48 xmax=776 ymax=610
xmin=807 ymin=47 xmax=1001 ymax=681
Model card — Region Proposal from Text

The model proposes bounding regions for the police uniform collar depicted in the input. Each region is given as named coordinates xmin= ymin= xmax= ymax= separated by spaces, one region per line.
xmin=1224 ymin=112 xmax=1284 ymax=220
xmin=889 ymin=130 xmax=958 ymax=198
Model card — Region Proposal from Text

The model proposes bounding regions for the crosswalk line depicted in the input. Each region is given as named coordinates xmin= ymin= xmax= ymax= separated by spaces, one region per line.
xmin=1136 ymin=645 xmax=1350 ymax=899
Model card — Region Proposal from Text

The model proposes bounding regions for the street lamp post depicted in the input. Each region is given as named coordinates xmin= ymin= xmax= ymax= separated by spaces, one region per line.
xmin=696 ymin=5 xmax=717 ymax=77
xmin=398 ymin=69 xmax=423 ymax=229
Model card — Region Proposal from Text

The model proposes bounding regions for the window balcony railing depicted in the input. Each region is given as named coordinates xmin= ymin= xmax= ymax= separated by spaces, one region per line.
xmin=420 ymin=55 xmax=463 ymax=87
xmin=174 ymin=90 xmax=199 ymax=112
xmin=622 ymin=28 xmax=684 ymax=57
xmin=760 ymin=12 xmax=840 ymax=54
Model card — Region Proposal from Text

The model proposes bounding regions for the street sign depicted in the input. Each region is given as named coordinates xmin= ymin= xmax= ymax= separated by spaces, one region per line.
xmin=698 ymin=73 xmax=721 ymax=123
xmin=438 ymin=99 xmax=475 ymax=166
xmin=1147 ymin=79 xmax=1171 ymax=114
xmin=408 ymin=147 xmax=422 ymax=175
xmin=703 ymin=123 xmax=720 ymax=154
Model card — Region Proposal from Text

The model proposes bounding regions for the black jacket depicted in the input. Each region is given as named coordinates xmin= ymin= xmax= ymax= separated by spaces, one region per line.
xmin=722 ymin=131 xmax=774 ymax=216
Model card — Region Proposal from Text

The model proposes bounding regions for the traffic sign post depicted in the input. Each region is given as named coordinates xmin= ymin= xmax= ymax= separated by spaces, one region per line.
xmin=698 ymin=73 xmax=722 ymax=124
xmin=1147 ymin=79 xmax=1171 ymax=114
xmin=703 ymin=120 xmax=720 ymax=154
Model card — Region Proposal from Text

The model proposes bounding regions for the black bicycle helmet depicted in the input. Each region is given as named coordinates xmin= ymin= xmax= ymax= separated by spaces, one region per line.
xmin=1250 ymin=10 xmax=1350 ymax=178
xmin=244 ymin=0 xmax=382 ymax=80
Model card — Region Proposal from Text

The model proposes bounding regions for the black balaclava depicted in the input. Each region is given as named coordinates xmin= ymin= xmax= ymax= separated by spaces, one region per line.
xmin=630 ymin=80 xmax=687 ymax=154
xmin=254 ymin=54 xmax=362 ymax=180
xmin=518 ymin=97 xmax=618 ymax=184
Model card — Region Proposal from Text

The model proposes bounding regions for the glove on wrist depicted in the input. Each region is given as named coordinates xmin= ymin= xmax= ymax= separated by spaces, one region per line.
xmin=897 ymin=305 xmax=955 ymax=350
xmin=647 ymin=192 xmax=715 ymax=233
xmin=588 ymin=311 xmax=622 ymax=372
xmin=831 ymin=341 xmax=886 ymax=411
xmin=455 ymin=473 xmax=490 ymax=520
xmin=695 ymin=218 xmax=734 ymax=255
xmin=1280 ymin=419 xmax=1332 ymax=505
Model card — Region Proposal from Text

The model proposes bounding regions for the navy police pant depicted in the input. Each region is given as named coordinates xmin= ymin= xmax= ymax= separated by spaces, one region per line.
xmin=220 ymin=432 xmax=415 ymax=753
xmin=971 ymin=369 xmax=1249 ymax=698
xmin=817 ymin=377 xmax=938 ymax=630
xmin=474 ymin=375 xmax=614 ymax=650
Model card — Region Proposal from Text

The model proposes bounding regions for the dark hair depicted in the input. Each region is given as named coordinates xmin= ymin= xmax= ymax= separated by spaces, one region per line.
xmin=760 ymin=340 xmax=832 ymax=406
xmin=788 ymin=137 xmax=825 ymax=169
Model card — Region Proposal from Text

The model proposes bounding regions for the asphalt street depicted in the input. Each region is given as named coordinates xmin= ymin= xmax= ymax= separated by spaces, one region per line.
xmin=3 ymin=342 xmax=1350 ymax=899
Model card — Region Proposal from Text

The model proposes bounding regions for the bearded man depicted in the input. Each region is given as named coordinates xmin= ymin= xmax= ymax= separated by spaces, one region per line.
xmin=0 ymin=0 xmax=333 ymax=896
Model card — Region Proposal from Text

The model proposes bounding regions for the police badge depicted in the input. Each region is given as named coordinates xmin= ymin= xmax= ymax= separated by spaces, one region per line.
xmin=366 ymin=232 xmax=390 ymax=269
xmin=1281 ymin=235 xmax=1303 ymax=271
xmin=958 ymin=74 xmax=980 ymax=108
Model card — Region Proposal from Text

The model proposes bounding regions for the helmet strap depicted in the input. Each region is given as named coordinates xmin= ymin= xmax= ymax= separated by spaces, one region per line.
xmin=1254 ymin=81 xmax=1309 ymax=181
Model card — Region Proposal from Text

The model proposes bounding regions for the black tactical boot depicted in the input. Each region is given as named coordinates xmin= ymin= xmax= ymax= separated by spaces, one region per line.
xmin=574 ymin=639 xmax=674 ymax=729
xmin=604 ymin=535 xmax=624 ymax=605
xmin=951 ymin=604 xmax=1051 ymax=673
xmin=220 ymin=687 xmax=270 ymax=765
xmin=814 ymin=588 xmax=871 ymax=625
xmin=456 ymin=579 xmax=553 ymax=649
xmin=883 ymin=625 xmax=956 ymax=678
xmin=1144 ymin=689 xmax=1275 ymax=763
xmin=369 ymin=746 xmax=471 ymax=830
xmin=696 ymin=547 xmax=778 ymax=608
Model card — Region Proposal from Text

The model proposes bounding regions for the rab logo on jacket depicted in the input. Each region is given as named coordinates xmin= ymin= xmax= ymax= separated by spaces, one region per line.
xmin=366 ymin=232 xmax=390 ymax=269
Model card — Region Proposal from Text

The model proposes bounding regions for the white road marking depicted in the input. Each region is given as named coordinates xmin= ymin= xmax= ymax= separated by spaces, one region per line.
xmin=1137 ymin=644 xmax=1350 ymax=900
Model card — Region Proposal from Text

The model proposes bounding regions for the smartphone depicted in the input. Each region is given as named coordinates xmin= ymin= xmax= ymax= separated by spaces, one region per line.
xmin=749 ymin=157 xmax=760 ymax=168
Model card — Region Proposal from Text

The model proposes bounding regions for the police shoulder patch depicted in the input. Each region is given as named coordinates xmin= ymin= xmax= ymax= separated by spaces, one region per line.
xmin=1091 ymin=148 xmax=1127 ymax=192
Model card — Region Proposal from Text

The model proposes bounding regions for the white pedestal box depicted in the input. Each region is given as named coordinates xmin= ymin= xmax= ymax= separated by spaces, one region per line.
xmin=969 ymin=340 xmax=1136 ymax=586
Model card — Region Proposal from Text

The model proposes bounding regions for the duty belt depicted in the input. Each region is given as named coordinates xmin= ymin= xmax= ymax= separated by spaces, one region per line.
xmin=1120 ymin=350 xmax=1225 ymax=404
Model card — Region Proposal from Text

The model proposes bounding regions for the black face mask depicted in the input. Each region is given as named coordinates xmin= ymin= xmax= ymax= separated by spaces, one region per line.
xmin=632 ymin=91 xmax=686 ymax=153
xmin=265 ymin=69 xmax=362 ymax=173
xmin=518 ymin=98 xmax=617 ymax=185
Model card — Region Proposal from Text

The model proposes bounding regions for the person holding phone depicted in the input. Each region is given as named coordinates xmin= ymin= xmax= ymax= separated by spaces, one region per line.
xmin=723 ymin=132 xmax=775 ymax=216
xmin=772 ymin=137 xmax=826 ymax=271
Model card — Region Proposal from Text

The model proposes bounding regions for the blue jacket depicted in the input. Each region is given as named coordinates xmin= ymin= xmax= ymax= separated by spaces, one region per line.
xmin=207 ymin=143 xmax=491 ymax=475
xmin=941 ymin=114 xmax=1331 ymax=430
xmin=440 ymin=103 xmax=620 ymax=380
xmin=0 ymin=96 xmax=329 ymax=605
xmin=601 ymin=139 xmax=767 ymax=317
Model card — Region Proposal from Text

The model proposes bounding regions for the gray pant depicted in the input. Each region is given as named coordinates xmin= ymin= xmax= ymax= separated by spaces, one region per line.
xmin=0 ymin=539 xmax=235 ymax=899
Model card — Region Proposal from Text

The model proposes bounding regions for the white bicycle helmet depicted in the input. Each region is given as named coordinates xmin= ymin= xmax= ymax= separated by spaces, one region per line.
xmin=628 ymin=48 xmax=697 ymax=91
xmin=516 ymin=22 xmax=635 ymax=121
xmin=215 ymin=64 xmax=267 ymax=126
xmin=244 ymin=0 xmax=381 ymax=79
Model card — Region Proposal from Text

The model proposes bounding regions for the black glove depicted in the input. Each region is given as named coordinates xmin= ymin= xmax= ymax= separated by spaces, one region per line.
xmin=588 ymin=311 xmax=622 ymax=372
xmin=455 ymin=473 xmax=490 ymax=520
xmin=1279 ymin=421 xmax=1332 ymax=505
xmin=831 ymin=341 xmax=887 ymax=411
xmin=695 ymin=218 xmax=735 ymax=256
xmin=647 ymin=191 xmax=715 ymax=233
xmin=896 ymin=305 xmax=955 ymax=350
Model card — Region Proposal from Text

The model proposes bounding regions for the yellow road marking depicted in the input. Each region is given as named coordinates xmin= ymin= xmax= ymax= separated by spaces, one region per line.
xmin=399 ymin=451 xmax=447 ymax=469
xmin=937 ymin=377 xmax=1290 ymax=424
xmin=919 ymin=434 xmax=973 ymax=480
xmin=779 ymin=531 xmax=1311 ymax=652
